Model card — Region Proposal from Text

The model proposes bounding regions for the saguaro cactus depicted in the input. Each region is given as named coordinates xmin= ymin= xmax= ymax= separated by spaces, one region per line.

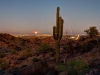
xmin=53 ymin=7 xmax=64 ymax=65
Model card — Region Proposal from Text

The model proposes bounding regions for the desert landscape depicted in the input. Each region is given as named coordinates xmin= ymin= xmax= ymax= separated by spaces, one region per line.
xmin=0 ymin=0 xmax=100 ymax=75
xmin=0 ymin=31 xmax=100 ymax=75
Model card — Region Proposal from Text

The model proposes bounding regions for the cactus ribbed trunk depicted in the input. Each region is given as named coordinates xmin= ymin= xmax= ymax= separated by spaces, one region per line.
xmin=53 ymin=7 xmax=64 ymax=65
xmin=55 ymin=40 xmax=60 ymax=65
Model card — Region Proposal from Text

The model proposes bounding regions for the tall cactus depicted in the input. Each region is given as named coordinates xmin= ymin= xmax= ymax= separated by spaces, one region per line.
xmin=53 ymin=7 xmax=64 ymax=65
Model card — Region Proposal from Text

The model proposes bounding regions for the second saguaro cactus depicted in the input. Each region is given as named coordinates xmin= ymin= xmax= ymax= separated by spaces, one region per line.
xmin=53 ymin=7 xmax=64 ymax=65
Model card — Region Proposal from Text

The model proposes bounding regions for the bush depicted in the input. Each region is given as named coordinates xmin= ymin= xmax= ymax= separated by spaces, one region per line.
xmin=58 ymin=59 xmax=91 ymax=75
xmin=63 ymin=44 xmax=73 ymax=54
xmin=79 ymin=36 xmax=88 ymax=41
xmin=0 ymin=60 xmax=6 ymax=69
xmin=10 ymin=49 xmax=17 ymax=54
xmin=63 ymin=45 xmax=71 ymax=53
xmin=36 ymin=43 xmax=51 ymax=53
xmin=21 ymin=49 xmax=32 ymax=58
xmin=0 ymin=52 xmax=5 ymax=58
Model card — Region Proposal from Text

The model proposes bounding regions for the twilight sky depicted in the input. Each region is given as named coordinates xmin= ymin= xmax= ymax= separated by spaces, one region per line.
xmin=0 ymin=0 xmax=100 ymax=34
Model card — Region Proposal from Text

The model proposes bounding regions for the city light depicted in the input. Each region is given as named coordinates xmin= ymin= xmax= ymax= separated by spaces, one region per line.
xmin=75 ymin=34 xmax=80 ymax=40
xmin=34 ymin=31 xmax=38 ymax=34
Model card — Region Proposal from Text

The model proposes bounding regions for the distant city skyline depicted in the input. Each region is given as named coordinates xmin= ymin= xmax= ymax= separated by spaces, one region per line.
xmin=0 ymin=0 xmax=100 ymax=34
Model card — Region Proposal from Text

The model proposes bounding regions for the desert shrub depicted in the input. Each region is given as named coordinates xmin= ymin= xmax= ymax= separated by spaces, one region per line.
xmin=32 ymin=58 xmax=58 ymax=75
xmin=58 ymin=59 xmax=91 ymax=75
xmin=0 ymin=60 xmax=6 ymax=69
xmin=32 ymin=58 xmax=41 ymax=63
xmin=10 ymin=49 xmax=17 ymax=54
xmin=21 ymin=49 xmax=32 ymax=58
xmin=81 ymin=41 xmax=93 ymax=53
xmin=36 ymin=43 xmax=51 ymax=53
xmin=26 ymin=48 xmax=31 ymax=54
xmin=63 ymin=45 xmax=70 ymax=53
xmin=0 ymin=52 xmax=5 ymax=58
xmin=63 ymin=44 xmax=73 ymax=54
xmin=58 ymin=64 xmax=67 ymax=73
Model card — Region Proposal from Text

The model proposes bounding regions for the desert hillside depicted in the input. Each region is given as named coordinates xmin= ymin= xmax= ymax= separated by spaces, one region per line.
xmin=0 ymin=33 xmax=100 ymax=75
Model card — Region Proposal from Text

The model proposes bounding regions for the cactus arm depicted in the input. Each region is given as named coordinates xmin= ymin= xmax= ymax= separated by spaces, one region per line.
xmin=58 ymin=17 xmax=64 ymax=39
xmin=61 ymin=18 xmax=64 ymax=39
xmin=58 ymin=17 xmax=62 ymax=39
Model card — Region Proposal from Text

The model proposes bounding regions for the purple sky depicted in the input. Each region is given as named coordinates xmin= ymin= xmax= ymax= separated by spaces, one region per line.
xmin=0 ymin=0 xmax=100 ymax=34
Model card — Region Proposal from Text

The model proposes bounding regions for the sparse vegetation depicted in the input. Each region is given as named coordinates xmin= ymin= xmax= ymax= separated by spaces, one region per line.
xmin=0 ymin=52 xmax=5 ymax=58
xmin=0 ymin=32 xmax=100 ymax=75
xmin=58 ymin=59 xmax=91 ymax=75
xmin=21 ymin=49 xmax=32 ymax=58
xmin=0 ymin=60 xmax=6 ymax=69
xmin=36 ymin=43 xmax=51 ymax=53
xmin=63 ymin=45 xmax=73 ymax=54
xmin=10 ymin=49 xmax=17 ymax=54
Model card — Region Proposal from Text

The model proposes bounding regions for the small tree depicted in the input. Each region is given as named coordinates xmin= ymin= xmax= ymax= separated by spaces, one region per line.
xmin=84 ymin=26 xmax=99 ymax=37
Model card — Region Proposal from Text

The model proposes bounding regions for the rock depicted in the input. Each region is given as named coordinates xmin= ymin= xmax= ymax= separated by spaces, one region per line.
xmin=86 ymin=69 xmax=100 ymax=75
xmin=93 ymin=69 xmax=100 ymax=75
xmin=90 ymin=71 xmax=94 ymax=75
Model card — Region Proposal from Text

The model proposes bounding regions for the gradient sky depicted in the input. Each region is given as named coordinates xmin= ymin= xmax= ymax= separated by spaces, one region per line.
xmin=0 ymin=0 xmax=100 ymax=34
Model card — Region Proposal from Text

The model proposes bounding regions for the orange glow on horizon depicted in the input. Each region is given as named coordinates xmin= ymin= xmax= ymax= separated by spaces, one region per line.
xmin=34 ymin=31 xmax=38 ymax=34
